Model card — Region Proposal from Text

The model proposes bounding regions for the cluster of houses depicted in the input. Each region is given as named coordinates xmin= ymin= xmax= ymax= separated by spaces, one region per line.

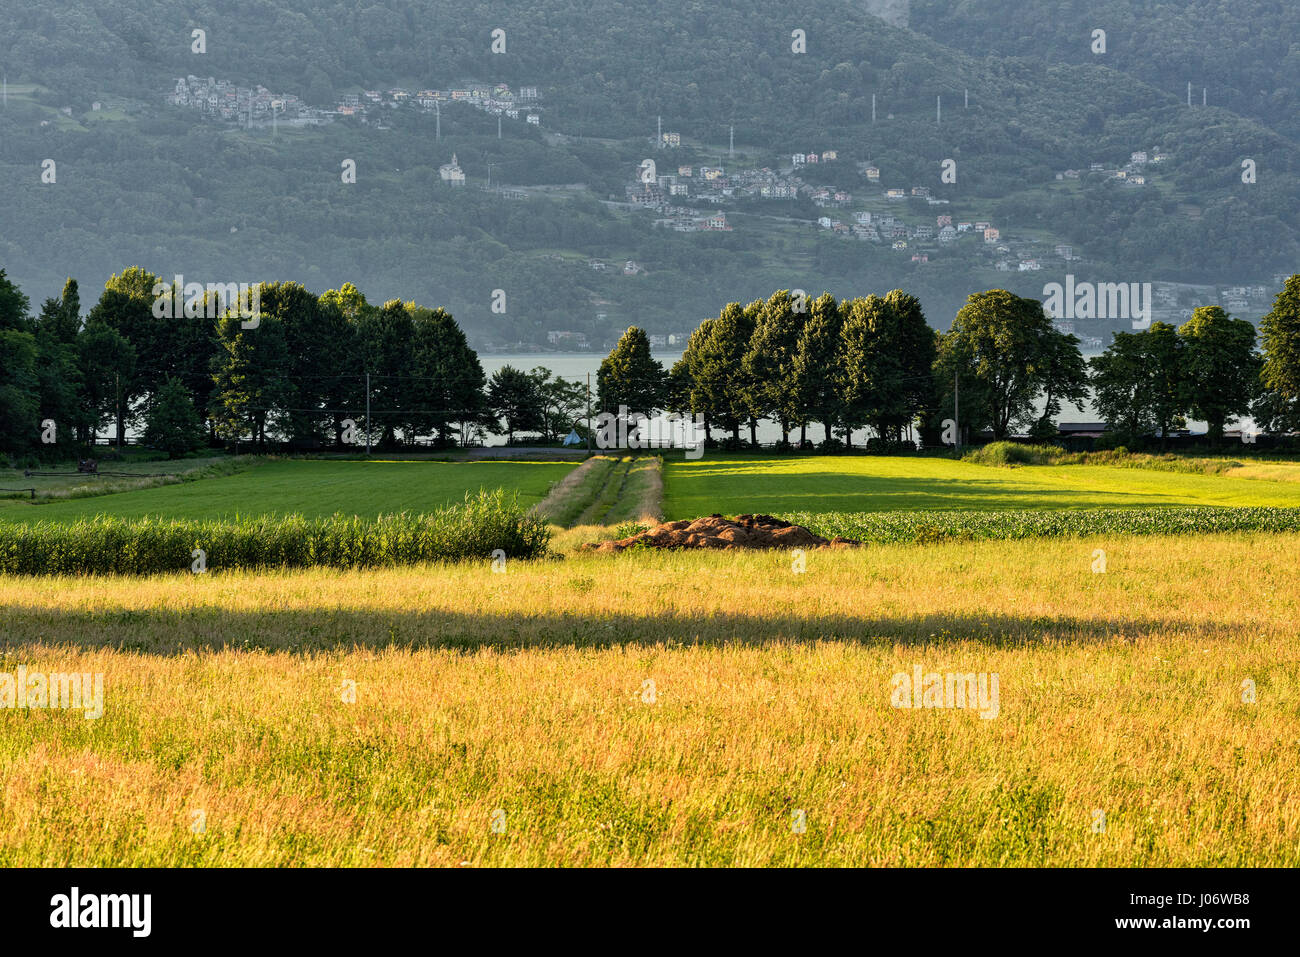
xmin=545 ymin=330 xmax=589 ymax=348
xmin=1056 ymin=149 xmax=1169 ymax=187
xmin=166 ymin=76 xmax=316 ymax=125
xmin=653 ymin=210 xmax=733 ymax=232
xmin=791 ymin=150 xmax=839 ymax=167
xmin=1148 ymin=281 xmax=1274 ymax=320
xmin=544 ymin=325 xmax=689 ymax=353
xmin=653 ymin=137 xmax=840 ymax=170
xmin=631 ymin=154 xmax=853 ymax=234
xmin=816 ymin=209 xmax=1008 ymax=251
xmin=1216 ymin=284 xmax=1273 ymax=312
xmin=1050 ymin=278 xmax=1279 ymax=346
xmin=166 ymin=77 xmax=542 ymax=126
xmin=629 ymin=164 xmax=802 ymax=208
xmin=353 ymin=84 xmax=541 ymax=125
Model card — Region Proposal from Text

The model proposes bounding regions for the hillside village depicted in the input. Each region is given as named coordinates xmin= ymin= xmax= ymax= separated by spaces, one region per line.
xmin=166 ymin=76 xmax=543 ymax=127
xmin=161 ymin=78 xmax=1284 ymax=355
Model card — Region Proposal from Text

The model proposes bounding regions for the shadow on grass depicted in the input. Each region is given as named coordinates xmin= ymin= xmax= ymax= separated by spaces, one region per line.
xmin=0 ymin=605 xmax=1239 ymax=654
xmin=662 ymin=468 xmax=1220 ymax=516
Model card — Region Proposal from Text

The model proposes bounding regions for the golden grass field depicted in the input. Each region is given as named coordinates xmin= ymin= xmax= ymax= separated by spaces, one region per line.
xmin=2 ymin=531 xmax=1296 ymax=866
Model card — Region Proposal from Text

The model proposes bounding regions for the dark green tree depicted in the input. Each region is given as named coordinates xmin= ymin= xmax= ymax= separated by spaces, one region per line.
xmin=76 ymin=321 xmax=136 ymax=446
xmin=742 ymin=291 xmax=805 ymax=446
xmin=210 ymin=309 xmax=293 ymax=450
xmin=935 ymin=289 xmax=1077 ymax=440
xmin=0 ymin=271 xmax=38 ymax=456
xmin=355 ymin=299 xmax=416 ymax=447
xmin=1145 ymin=322 xmax=1187 ymax=447
xmin=693 ymin=304 xmax=757 ymax=443
xmin=1092 ymin=323 xmax=1189 ymax=447
xmin=411 ymin=305 xmax=485 ymax=448
xmin=488 ymin=365 xmax=544 ymax=443
xmin=0 ymin=269 xmax=31 ymax=334
xmin=85 ymin=267 xmax=161 ymax=446
xmin=596 ymin=326 xmax=666 ymax=417
xmin=530 ymin=367 xmax=587 ymax=443
xmin=33 ymin=301 xmax=84 ymax=455
xmin=1090 ymin=330 xmax=1155 ymax=440
xmin=143 ymin=377 xmax=206 ymax=458
xmin=259 ymin=282 xmax=348 ymax=446
xmin=1179 ymin=306 xmax=1259 ymax=445
xmin=1031 ymin=328 xmax=1089 ymax=439
xmin=792 ymin=293 xmax=843 ymax=445
xmin=1258 ymin=275 xmax=1300 ymax=431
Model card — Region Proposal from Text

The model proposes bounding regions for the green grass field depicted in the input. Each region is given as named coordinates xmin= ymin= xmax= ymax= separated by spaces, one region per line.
xmin=661 ymin=454 xmax=1300 ymax=517
xmin=0 ymin=459 xmax=577 ymax=523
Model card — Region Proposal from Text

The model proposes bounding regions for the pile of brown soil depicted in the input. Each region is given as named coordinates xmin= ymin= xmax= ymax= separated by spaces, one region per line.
xmin=583 ymin=514 xmax=861 ymax=552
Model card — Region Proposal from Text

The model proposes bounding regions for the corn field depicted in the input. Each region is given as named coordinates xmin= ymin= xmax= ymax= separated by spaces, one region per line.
xmin=0 ymin=489 xmax=550 ymax=575
xmin=786 ymin=506 xmax=1300 ymax=545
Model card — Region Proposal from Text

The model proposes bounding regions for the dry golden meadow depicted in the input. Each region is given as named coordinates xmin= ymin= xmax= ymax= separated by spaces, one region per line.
xmin=2 ymin=531 xmax=1297 ymax=866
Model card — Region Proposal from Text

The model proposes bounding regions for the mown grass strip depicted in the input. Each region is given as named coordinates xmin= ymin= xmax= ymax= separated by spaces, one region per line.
xmin=785 ymin=506 xmax=1300 ymax=544
xmin=574 ymin=456 xmax=635 ymax=527
xmin=0 ymin=489 xmax=549 ymax=575
xmin=533 ymin=455 xmax=619 ymax=527
xmin=603 ymin=456 xmax=664 ymax=526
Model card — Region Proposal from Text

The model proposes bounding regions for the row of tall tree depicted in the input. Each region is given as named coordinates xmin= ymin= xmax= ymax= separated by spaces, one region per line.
xmin=0 ymin=267 xmax=496 ymax=457
xmin=5 ymin=266 xmax=1300 ymax=458
xmin=597 ymin=277 xmax=1300 ymax=447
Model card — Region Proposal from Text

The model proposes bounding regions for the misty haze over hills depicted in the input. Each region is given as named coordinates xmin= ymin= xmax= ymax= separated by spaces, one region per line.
xmin=1 ymin=0 xmax=1296 ymax=349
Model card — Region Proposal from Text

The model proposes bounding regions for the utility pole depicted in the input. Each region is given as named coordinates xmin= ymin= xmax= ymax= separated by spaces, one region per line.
xmin=365 ymin=372 xmax=371 ymax=455
xmin=497 ymin=113 xmax=502 ymax=139
xmin=586 ymin=372 xmax=592 ymax=455
xmin=871 ymin=93 xmax=876 ymax=123
xmin=729 ymin=125 xmax=734 ymax=158
xmin=954 ymin=371 xmax=960 ymax=454
xmin=435 ymin=100 xmax=440 ymax=140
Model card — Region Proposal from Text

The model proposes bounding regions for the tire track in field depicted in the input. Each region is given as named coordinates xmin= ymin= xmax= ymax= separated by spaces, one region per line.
xmin=574 ymin=456 xmax=635 ymax=526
